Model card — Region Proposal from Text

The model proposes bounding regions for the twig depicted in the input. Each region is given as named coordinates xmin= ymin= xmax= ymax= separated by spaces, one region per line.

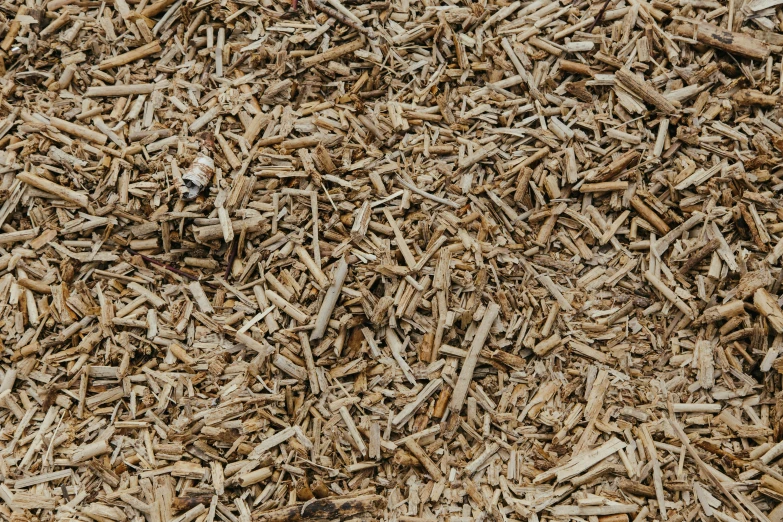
xmin=126 ymin=247 xmax=199 ymax=281
xmin=588 ymin=0 xmax=612 ymax=31
xmin=395 ymin=176 xmax=460 ymax=208
xmin=225 ymin=238 xmax=239 ymax=280
xmin=308 ymin=0 xmax=375 ymax=38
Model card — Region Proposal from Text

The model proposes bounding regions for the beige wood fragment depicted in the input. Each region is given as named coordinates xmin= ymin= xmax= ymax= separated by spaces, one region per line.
xmin=755 ymin=288 xmax=783 ymax=333
xmin=265 ymin=290 xmax=308 ymax=323
xmin=235 ymin=331 xmax=273 ymax=356
xmin=404 ymin=439 xmax=443 ymax=481
xmin=533 ymin=333 xmax=562 ymax=356
xmin=448 ymin=303 xmax=500 ymax=416
xmin=294 ymin=244 xmax=329 ymax=288
xmin=71 ymin=439 xmax=110 ymax=463
xmin=16 ymin=172 xmax=90 ymax=208
xmin=615 ymin=67 xmax=678 ymax=114
xmin=339 ymin=406 xmax=367 ymax=456
xmin=85 ymin=84 xmax=157 ymax=97
xmin=644 ymin=272 xmax=693 ymax=319
xmin=99 ymin=41 xmax=162 ymax=70
xmin=188 ymin=281 xmax=214 ymax=313
xmin=393 ymin=379 xmax=442 ymax=427
xmin=302 ymin=39 xmax=365 ymax=67
xmin=535 ymin=437 xmax=626 ymax=483
xmin=674 ymin=21 xmax=771 ymax=59
xmin=127 ymin=282 xmax=166 ymax=309
xmin=384 ymin=209 xmax=417 ymax=270
xmin=311 ymin=257 xmax=348 ymax=340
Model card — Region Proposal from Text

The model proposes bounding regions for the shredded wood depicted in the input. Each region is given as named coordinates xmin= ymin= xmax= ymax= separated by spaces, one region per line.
xmin=1 ymin=0 xmax=783 ymax=520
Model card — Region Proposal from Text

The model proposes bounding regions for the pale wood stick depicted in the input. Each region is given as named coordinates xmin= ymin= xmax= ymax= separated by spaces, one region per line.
xmin=169 ymin=343 xmax=196 ymax=365
xmin=733 ymin=89 xmax=780 ymax=106
xmin=701 ymin=301 xmax=745 ymax=323
xmin=668 ymin=415 xmax=750 ymax=518
xmin=39 ymin=11 xmax=71 ymax=37
xmin=85 ymin=84 xmax=157 ymax=97
xmin=301 ymin=39 xmax=365 ymax=67
xmin=640 ymin=425 xmax=668 ymax=521
xmin=535 ymin=436 xmax=626 ymax=483
xmin=141 ymin=0 xmax=177 ymax=16
xmin=188 ymin=281 xmax=214 ymax=313
xmin=98 ymin=40 xmax=162 ymax=70
xmin=0 ymin=7 xmax=26 ymax=51
xmin=550 ymin=505 xmax=639 ymax=516
xmin=217 ymin=207 xmax=234 ymax=243
xmin=0 ymin=228 xmax=39 ymax=246
xmin=43 ymin=115 xmax=107 ymax=144
xmin=193 ymin=216 xmax=266 ymax=242
xmin=310 ymin=193 xmax=321 ymax=269
xmin=673 ymin=21 xmax=770 ymax=60
xmin=53 ymin=64 xmax=76 ymax=91
xmin=630 ymin=196 xmax=670 ymax=234
xmin=16 ymin=172 xmax=90 ymax=208
xmin=385 ymin=329 xmax=416 ymax=385
xmin=71 ymin=439 xmax=110 ymax=463
xmin=615 ymin=67 xmax=678 ymax=114
xmin=654 ymin=118 xmax=669 ymax=157
xmin=281 ymin=136 xmax=341 ymax=150
xmin=533 ymin=333 xmax=562 ymax=356
xmin=393 ymin=378 xmax=442 ymax=426
xmin=652 ymin=212 xmax=706 ymax=257
xmin=671 ymin=403 xmax=721 ymax=413
xmin=170 ymin=504 xmax=206 ymax=522
xmin=17 ymin=277 xmax=52 ymax=294
xmin=294 ymin=245 xmax=329 ymax=288
xmin=235 ymin=331 xmax=273 ymax=356
xmin=0 ymin=370 xmax=16 ymax=395
xmin=253 ymin=285 xmax=279 ymax=333
xmin=600 ymin=210 xmax=630 ymax=246
xmin=579 ymin=181 xmax=629 ymax=193
xmin=189 ymin=105 xmax=221 ymax=133
xmin=266 ymin=290 xmax=309 ymax=323
xmin=404 ymin=439 xmax=444 ymax=480
xmin=15 ymin=469 xmax=73 ymax=489
xmin=265 ymin=272 xmax=293 ymax=301
xmin=754 ymin=288 xmax=783 ymax=333
xmin=120 ymin=493 xmax=152 ymax=514
xmin=298 ymin=332 xmax=320 ymax=395
xmin=465 ymin=442 xmax=500 ymax=476
xmin=273 ymin=354 xmax=307 ymax=381
xmin=242 ymin=111 xmax=270 ymax=146
xmin=383 ymin=208 xmax=417 ymax=269
xmin=127 ymin=282 xmax=166 ymax=309
xmin=396 ymin=176 xmax=460 ymax=208
xmin=311 ymin=257 xmax=348 ymax=340
xmin=448 ymin=303 xmax=500 ymax=415
xmin=216 ymin=134 xmax=242 ymax=170
xmin=238 ymin=467 xmax=272 ymax=487
xmin=643 ymin=272 xmax=693 ymax=319
xmin=339 ymin=406 xmax=367 ymax=455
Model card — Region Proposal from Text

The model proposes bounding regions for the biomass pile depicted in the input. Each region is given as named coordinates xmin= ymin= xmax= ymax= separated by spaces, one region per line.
xmin=2 ymin=0 xmax=783 ymax=520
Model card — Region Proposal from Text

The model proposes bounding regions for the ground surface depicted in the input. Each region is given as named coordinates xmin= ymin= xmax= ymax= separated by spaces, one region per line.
xmin=1 ymin=0 xmax=783 ymax=521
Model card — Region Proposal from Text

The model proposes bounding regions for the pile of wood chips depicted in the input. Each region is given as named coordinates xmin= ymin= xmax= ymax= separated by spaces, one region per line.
xmin=3 ymin=0 xmax=783 ymax=519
